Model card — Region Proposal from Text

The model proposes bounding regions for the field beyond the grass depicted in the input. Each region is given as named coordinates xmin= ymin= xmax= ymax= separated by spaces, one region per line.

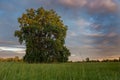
xmin=0 ymin=62 xmax=120 ymax=80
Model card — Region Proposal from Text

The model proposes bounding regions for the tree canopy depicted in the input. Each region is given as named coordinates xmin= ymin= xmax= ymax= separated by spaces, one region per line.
xmin=14 ymin=7 xmax=70 ymax=63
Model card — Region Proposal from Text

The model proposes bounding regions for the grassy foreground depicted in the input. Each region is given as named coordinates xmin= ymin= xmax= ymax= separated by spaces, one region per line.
xmin=0 ymin=62 xmax=120 ymax=80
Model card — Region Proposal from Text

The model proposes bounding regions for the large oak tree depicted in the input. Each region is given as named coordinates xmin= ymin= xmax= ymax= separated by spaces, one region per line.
xmin=15 ymin=7 xmax=70 ymax=63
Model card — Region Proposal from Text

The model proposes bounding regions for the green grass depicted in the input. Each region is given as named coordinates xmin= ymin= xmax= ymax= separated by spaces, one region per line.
xmin=0 ymin=62 xmax=120 ymax=80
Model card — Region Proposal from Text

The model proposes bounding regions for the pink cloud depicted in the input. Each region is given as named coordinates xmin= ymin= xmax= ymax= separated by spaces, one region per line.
xmin=58 ymin=0 xmax=118 ymax=13
xmin=58 ymin=0 xmax=87 ymax=7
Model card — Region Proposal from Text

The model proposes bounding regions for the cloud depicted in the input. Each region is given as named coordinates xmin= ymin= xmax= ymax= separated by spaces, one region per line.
xmin=0 ymin=51 xmax=25 ymax=58
xmin=0 ymin=45 xmax=25 ymax=58
xmin=107 ymin=32 xmax=117 ymax=37
xmin=84 ymin=33 xmax=104 ymax=37
xmin=0 ymin=0 xmax=120 ymax=60
xmin=58 ymin=0 xmax=118 ymax=13
xmin=87 ymin=0 xmax=118 ymax=13
xmin=58 ymin=0 xmax=87 ymax=7
xmin=0 ymin=46 xmax=25 ymax=52
xmin=76 ymin=19 xmax=91 ymax=27
xmin=0 ymin=40 xmax=19 ymax=45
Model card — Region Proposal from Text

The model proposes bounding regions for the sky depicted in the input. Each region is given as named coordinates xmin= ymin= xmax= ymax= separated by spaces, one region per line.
xmin=0 ymin=0 xmax=120 ymax=61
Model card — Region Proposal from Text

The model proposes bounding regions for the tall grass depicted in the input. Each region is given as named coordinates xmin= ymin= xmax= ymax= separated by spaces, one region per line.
xmin=0 ymin=62 xmax=120 ymax=80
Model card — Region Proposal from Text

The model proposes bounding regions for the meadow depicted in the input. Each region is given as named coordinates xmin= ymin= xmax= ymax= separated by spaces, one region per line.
xmin=0 ymin=62 xmax=120 ymax=80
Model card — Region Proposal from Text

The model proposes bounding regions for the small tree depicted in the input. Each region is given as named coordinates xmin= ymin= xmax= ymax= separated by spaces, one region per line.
xmin=86 ymin=57 xmax=90 ymax=62
xmin=14 ymin=56 xmax=19 ymax=62
xmin=14 ymin=7 xmax=70 ymax=63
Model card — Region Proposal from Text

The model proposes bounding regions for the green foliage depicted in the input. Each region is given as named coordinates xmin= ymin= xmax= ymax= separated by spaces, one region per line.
xmin=86 ymin=57 xmax=90 ymax=62
xmin=0 ymin=62 xmax=120 ymax=80
xmin=14 ymin=7 xmax=70 ymax=63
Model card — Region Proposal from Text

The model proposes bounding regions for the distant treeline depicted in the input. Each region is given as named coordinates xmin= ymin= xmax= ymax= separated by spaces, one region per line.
xmin=0 ymin=56 xmax=120 ymax=63
xmin=0 ymin=56 xmax=23 ymax=62
xmin=69 ymin=57 xmax=120 ymax=63
xmin=85 ymin=57 xmax=120 ymax=62
xmin=101 ymin=58 xmax=120 ymax=62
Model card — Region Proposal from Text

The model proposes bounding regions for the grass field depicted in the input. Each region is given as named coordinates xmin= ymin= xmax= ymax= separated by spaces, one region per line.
xmin=0 ymin=62 xmax=120 ymax=80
